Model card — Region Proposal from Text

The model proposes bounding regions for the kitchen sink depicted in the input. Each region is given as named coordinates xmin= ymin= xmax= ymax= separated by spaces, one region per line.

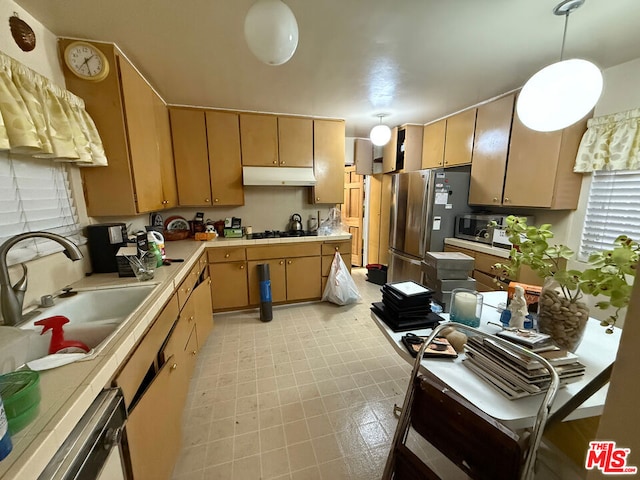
xmin=4 ymin=284 xmax=157 ymax=369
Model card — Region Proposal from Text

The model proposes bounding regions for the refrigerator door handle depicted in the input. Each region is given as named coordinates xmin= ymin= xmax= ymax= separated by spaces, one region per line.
xmin=388 ymin=249 xmax=423 ymax=266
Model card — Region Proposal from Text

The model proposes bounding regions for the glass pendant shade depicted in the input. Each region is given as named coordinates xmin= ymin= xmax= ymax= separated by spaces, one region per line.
xmin=517 ymin=58 xmax=603 ymax=132
xmin=370 ymin=124 xmax=392 ymax=146
xmin=244 ymin=0 xmax=299 ymax=66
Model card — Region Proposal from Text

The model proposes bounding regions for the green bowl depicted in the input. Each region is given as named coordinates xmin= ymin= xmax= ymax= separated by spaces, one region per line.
xmin=7 ymin=401 xmax=40 ymax=435
xmin=0 ymin=371 xmax=41 ymax=424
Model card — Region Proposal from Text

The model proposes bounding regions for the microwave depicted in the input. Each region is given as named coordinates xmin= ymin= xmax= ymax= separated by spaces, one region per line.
xmin=454 ymin=214 xmax=506 ymax=245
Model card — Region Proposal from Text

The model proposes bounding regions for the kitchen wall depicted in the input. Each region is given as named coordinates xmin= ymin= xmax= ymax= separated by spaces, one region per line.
xmin=1 ymin=1 xmax=92 ymax=316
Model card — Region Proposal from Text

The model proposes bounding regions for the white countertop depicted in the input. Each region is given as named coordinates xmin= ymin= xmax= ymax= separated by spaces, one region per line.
xmin=444 ymin=237 xmax=512 ymax=259
xmin=0 ymin=233 xmax=350 ymax=480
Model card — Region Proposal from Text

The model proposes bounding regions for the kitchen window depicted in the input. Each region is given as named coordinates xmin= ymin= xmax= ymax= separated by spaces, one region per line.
xmin=579 ymin=169 xmax=640 ymax=260
xmin=0 ymin=151 xmax=84 ymax=265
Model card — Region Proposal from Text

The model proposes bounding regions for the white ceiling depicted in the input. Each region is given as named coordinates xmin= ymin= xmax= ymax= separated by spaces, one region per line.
xmin=16 ymin=0 xmax=640 ymax=137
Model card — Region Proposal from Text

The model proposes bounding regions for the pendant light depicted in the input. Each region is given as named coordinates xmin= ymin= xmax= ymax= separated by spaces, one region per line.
xmin=244 ymin=0 xmax=299 ymax=66
xmin=516 ymin=0 xmax=603 ymax=132
xmin=370 ymin=115 xmax=392 ymax=146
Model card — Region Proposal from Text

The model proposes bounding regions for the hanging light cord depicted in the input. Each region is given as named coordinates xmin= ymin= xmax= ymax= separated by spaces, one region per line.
xmin=560 ymin=12 xmax=569 ymax=61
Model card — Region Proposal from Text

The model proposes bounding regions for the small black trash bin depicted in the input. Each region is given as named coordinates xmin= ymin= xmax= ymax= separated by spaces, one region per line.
xmin=366 ymin=264 xmax=388 ymax=285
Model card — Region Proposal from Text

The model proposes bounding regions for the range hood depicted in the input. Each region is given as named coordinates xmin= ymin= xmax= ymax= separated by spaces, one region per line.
xmin=242 ymin=166 xmax=316 ymax=186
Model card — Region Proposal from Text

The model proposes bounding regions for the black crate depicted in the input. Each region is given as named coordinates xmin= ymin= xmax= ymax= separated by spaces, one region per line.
xmin=366 ymin=264 xmax=388 ymax=285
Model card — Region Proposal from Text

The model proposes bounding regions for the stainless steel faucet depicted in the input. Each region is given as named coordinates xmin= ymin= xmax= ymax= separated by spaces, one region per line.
xmin=0 ymin=232 xmax=83 ymax=326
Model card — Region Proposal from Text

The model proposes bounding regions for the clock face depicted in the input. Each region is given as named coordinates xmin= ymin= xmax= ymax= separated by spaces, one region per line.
xmin=64 ymin=42 xmax=109 ymax=81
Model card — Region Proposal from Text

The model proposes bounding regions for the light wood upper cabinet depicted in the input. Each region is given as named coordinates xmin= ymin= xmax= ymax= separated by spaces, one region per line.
xmin=240 ymin=113 xmax=279 ymax=166
xmin=312 ymin=119 xmax=345 ymax=204
xmin=60 ymin=39 xmax=173 ymax=216
xmin=169 ymin=108 xmax=212 ymax=206
xmin=170 ymin=108 xmax=244 ymax=207
xmin=206 ymin=111 xmax=244 ymax=205
xmin=354 ymin=138 xmax=374 ymax=175
xmin=444 ymin=108 xmax=477 ymax=166
xmin=469 ymin=94 xmax=514 ymax=205
xmin=502 ymin=108 xmax=586 ymax=209
xmin=421 ymin=119 xmax=446 ymax=169
xmin=153 ymin=91 xmax=178 ymax=209
xmin=382 ymin=127 xmax=399 ymax=173
xmin=399 ymin=125 xmax=425 ymax=172
xmin=278 ymin=116 xmax=313 ymax=167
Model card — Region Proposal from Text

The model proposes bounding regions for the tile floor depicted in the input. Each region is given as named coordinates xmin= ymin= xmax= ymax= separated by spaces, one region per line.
xmin=171 ymin=268 xmax=582 ymax=480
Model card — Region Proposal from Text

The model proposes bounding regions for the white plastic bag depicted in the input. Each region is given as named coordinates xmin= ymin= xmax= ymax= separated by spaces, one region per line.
xmin=322 ymin=252 xmax=361 ymax=305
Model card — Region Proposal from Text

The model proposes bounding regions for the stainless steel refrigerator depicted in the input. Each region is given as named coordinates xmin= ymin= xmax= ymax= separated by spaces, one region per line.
xmin=388 ymin=168 xmax=471 ymax=284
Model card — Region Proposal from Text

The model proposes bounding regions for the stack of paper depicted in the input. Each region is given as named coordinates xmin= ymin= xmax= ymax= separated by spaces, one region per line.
xmin=463 ymin=334 xmax=585 ymax=400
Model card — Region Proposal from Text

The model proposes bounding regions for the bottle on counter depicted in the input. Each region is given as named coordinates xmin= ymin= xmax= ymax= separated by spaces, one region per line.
xmin=147 ymin=232 xmax=163 ymax=268
xmin=0 ymin=394 xmax=12 ymax=460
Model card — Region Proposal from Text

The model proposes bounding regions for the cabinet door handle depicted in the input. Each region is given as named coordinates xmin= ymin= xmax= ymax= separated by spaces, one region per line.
xmin=335 ymin=246 xmax=339 ymax=251
xmin=225 ymin=253 xmax=230 ymax=258
xmin=208 ymin=278 xmax=212 ymax=285
xmin=170 ymin=363 xmax=177 ymax=371
xmin=493 ymin=197 xmax=498 ymax=202
xmin=279 ymin=261 xmax=284 ymax=265
xmin=189 ymin=315 xmax=194 ymax=322
xmin=316 ymin=197 xmax=320 ymax=201
xmin=214 ymin=198 xmax=219 ymax=203
xmin=504 ymin=197 xmax=510 ymax=202
xmin=240 ymin=265 xmax=245 ymax=269
xmin=205 ymin=198 xmax=210 ymax=203
xmin=280 ymin=160 xmax=285 ymax=165
xmin=191 ymin=350 xmax=197 ymax=356
xmin=287 ymin=260 xmax=292 ymax=265
xmin=273 ymin=160 xmax=278 ymax=165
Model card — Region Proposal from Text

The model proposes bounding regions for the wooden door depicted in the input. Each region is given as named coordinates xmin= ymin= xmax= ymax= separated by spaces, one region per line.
xmin=379 ymin=174 xmax=392 ymax=265
xmin=169 ymin=108 xmax=212 ymax=206
xmin=278 ymin=116 xmax=313 ymax=167
xmin=126 ymin=356 xmax=183 ymax=480
xmin=206 ymin=110 xmax=244 ymax=206
xmin=152 ymin=91 xmax=178 ymax=209
xmin=210 ymin=262 xmax=249 ymax=310
xmin=421 ymin=120 xmax=446 ymax=169
xmin=248 ymin=259 xmax=287 ymax=305
xmin=342 ymin=166 xmax=363 ymax=267
xmin=240 ymin=113 xmax=278 ymax=166
xmin=367 ymin=174 xmax=382 ymax=264
xmin=382 ymin=127 xmax=399 ymax=173
xmin=286 ymin=256 xmax=321 ymax=301
xmin=312 ymin=119 xmax=345 ymax=204
xmin=468 ymin=94 xmax=514 ymax=206
xmin=444 ymin=108 xmax=477 ymax=167
xmin=118 ymin=56 xmax=164 ymax=213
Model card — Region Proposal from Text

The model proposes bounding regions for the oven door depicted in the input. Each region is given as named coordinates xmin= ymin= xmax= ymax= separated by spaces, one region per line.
xmin=38 ymin=388 xmax=129 ymax=480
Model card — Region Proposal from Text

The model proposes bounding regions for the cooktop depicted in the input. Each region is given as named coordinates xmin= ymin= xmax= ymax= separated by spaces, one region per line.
xmin=246 ymin=230 xmax=318 ymax=239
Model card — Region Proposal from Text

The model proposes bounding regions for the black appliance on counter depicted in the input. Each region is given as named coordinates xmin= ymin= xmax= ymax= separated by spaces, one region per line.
xmin=86 ymin=223 xmax=129 ymax=273
xmin=246 ymin=230 xmax=318 ymax=240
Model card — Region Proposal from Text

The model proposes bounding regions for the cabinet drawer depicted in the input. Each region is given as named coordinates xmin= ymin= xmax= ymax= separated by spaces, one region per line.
xmin=321 ymin=241 xmax=351 ymax=255
xmin=474 ymin=251 xmax=510 ymax=277
xmin=176 ymin=266 xmax=199 ymax=310
xmin=115 ymin=295 xmax=179 ymax=408
xmin=444 ymin=244 xmax=477 ymax=258
xmin=246 ymin=243 xmax=321 ymax=260
xmin=322 ymin=253 xmax=351 ymax=277
xmin=208 ymin=247 xmax=246 ymax=263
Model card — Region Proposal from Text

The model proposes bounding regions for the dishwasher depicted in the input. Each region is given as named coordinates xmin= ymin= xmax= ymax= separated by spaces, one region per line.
xmin=38 ymin=388 xmax=130 ymax=480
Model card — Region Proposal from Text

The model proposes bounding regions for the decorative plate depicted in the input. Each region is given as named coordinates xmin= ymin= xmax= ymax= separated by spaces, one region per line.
xmin=164 ymin=216 xmax=189 ymax=231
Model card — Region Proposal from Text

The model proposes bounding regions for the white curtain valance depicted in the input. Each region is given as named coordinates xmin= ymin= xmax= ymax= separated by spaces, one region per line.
xmin=0 ymin=50 xmax=107 ymax=166
xmin=574 ymin=107 xmax=640 ymax=173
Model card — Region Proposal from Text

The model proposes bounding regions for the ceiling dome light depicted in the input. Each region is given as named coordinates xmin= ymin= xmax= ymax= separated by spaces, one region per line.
xmin=517 ymin=59 xmax=603 ymax=132
xmin=244 ymin=0 xmax=298 ymax=66
xmin=517 ymin=0 xmax=603 ymax=132
xmin=370 ymin=115 xmax=392 ymax=146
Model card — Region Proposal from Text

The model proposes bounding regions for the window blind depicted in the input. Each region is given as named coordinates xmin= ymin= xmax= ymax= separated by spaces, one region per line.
xmin=0 ymin=151 xmax=84 ymax=266
xmin=579 ymin=169 xmax=640 ymax=260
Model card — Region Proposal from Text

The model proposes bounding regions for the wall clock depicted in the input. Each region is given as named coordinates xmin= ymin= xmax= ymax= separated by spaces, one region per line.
xmin=63 ymin=41 xmax=110 ymax=82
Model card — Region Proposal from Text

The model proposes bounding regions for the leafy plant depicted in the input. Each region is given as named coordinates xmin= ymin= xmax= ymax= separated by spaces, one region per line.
xmin=492 ymin=216 xmax=638 ymax=332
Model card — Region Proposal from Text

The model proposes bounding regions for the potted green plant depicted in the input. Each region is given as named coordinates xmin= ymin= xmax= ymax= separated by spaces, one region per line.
xmin=492 ymin=216 xmax=638 ymax=350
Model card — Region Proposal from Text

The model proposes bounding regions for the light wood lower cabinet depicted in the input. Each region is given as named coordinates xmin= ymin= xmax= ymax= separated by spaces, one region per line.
xmin=210 ymin=261 xmax=249 ymax=310
xmin=286 ymin=256 xmax=322 ymax=301
xmin=125 ymin=355 xmax=183 ymax=480
xmin=194 ymin=276 xmax=214 ymax=349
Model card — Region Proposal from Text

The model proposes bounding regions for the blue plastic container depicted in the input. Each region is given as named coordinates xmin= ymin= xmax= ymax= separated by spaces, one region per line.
xmin=0 ymin=394 xmax=12 ymax=461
